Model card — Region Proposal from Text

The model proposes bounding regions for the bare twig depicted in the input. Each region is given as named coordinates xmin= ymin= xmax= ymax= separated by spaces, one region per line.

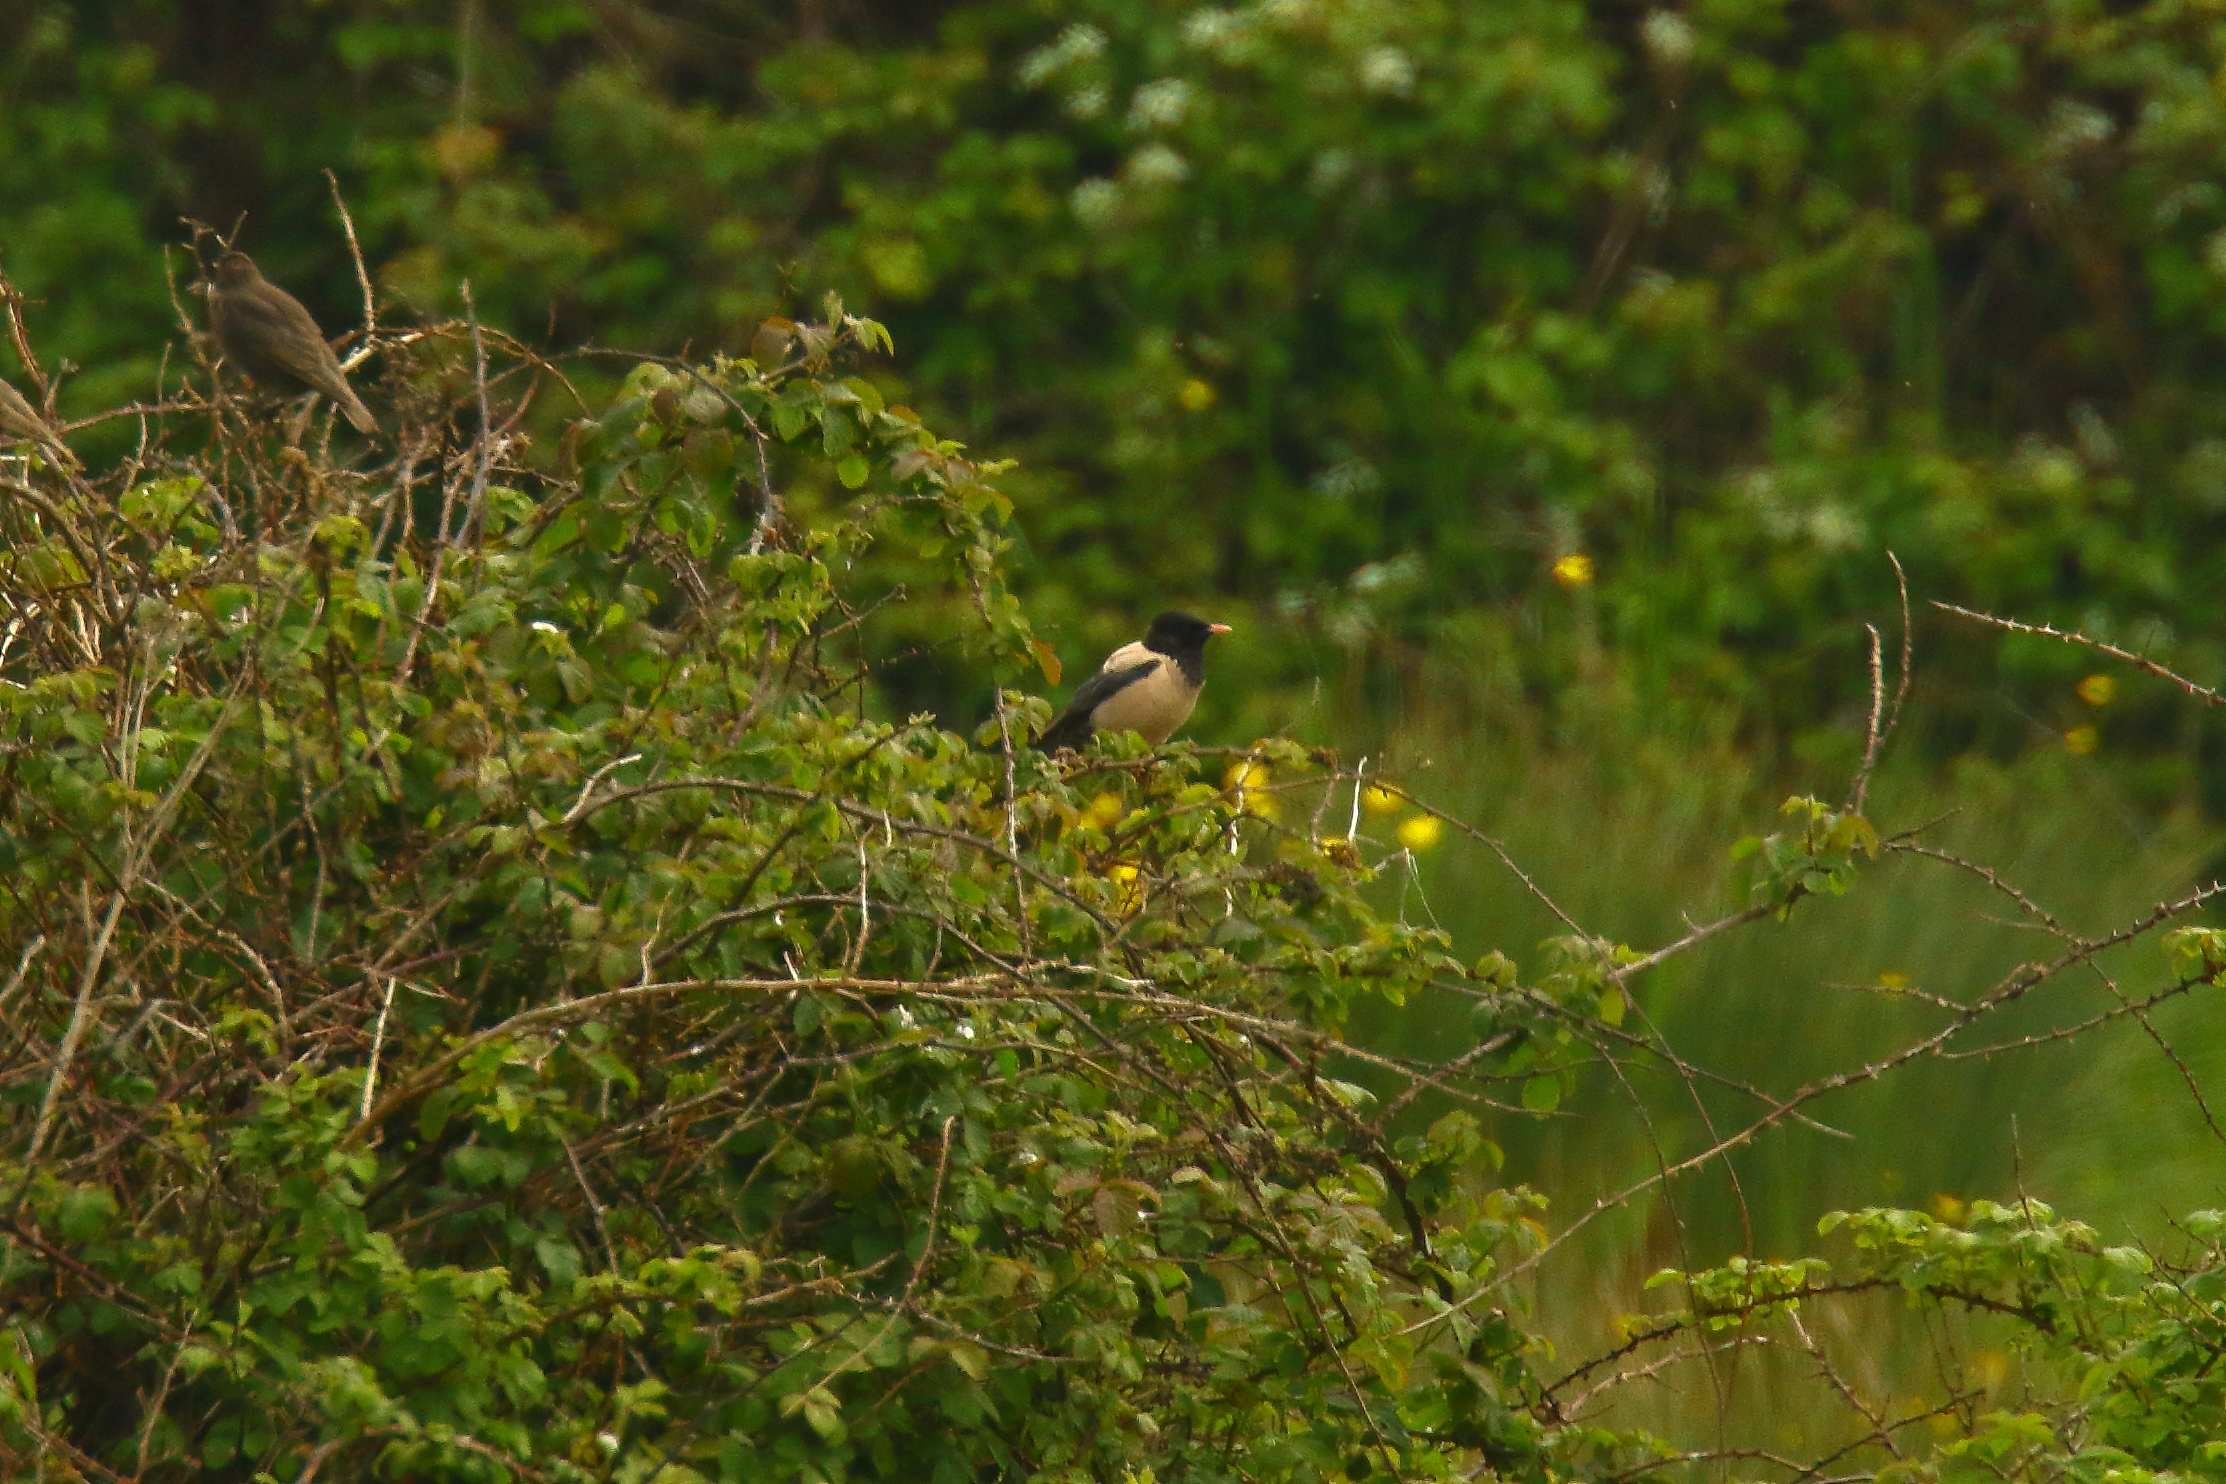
xmin=0 ymin=934 xmax=46 ymax=1017
xmin=1850 ymin=553 xmax=1912 ymax=814
xmin=359 ymin=974 xmax=398 ymax=1121
xmin=562 ymin=1135 xmax=620 ymax=1273
xmin=459 ymin=281 xmax=495 ymax=545
xmin=325 ymin=169 xmax=379 ymax=343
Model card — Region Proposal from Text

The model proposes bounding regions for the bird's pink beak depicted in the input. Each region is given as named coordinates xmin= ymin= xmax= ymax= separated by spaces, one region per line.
xmin=1209 ymin=622 xmax=1233 ymax=635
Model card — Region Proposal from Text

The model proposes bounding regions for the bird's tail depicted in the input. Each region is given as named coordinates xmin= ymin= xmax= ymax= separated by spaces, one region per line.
xmin=1035 ymin=713 xmax=1091 ymax=754
xmin=335 ymin=385 xmax=377 ymax=435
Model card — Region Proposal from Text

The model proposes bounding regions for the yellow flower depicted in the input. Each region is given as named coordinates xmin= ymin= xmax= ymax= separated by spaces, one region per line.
xmin=1223 ymin=759 xmax=1268 ymax=791
xmin=1551 ymin=552 xmax=1594 ymax=588
xmin=1224 ymin=760 xmax=1278 ymax=819
xmin=1395 ymin=813 xmax=1442 ymax=852
xmin=2076 ymin=672 xmax=2115 ymax=707
xmin=2064 ymin=725 xmax=2099 ymax=757
xmin=1178 ymin=378 xmax=1217 ymax=412
xmin=1359 ymin=784 xmax=1403 ymax=816
xmin=1106 ymin=862 xmax=1146 ymax=913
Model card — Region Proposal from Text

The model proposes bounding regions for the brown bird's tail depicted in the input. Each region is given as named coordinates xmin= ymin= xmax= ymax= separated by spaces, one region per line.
xmin=333 ymin=383 xmax=377 ymax=435
xmin=0 ymin=381 xmax=77 ymax=468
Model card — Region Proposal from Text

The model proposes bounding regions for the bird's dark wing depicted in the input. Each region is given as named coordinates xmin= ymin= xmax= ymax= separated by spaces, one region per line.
xmin=1036 ymin=658 xmax=1159 ymax=751
xmin=216 ymin=284 xmax=377 ymax=432
xmin=233 ymin=284 xmax=346 ymax=391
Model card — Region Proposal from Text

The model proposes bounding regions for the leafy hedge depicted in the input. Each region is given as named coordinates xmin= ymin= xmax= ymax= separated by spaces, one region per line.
xmin=0 ymin=301 xmax=1570 ymax=1481
xmin=8 ymin=286 xmax=2226 ymax=1481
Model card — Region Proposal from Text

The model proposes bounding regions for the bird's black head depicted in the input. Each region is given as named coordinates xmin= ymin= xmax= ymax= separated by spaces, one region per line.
xmin=1142 ymin=611 xmax=1231 ymax=677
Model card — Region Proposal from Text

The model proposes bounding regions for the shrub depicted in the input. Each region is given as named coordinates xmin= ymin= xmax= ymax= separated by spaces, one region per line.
xmin=0 ymin=297 xmax=1586 ymax=1482
xmin=5 ymin=285 xmax=2226 ymax=1483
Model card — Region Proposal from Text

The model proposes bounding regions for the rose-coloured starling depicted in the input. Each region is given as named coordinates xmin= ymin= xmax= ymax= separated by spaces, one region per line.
xmin=206 ymin=250 xmax=376 ymax=434
xmin=1035 ymin=612 xmax=1232 ymax=752
xmin=0 ymin=377 xmax=72 ymax=463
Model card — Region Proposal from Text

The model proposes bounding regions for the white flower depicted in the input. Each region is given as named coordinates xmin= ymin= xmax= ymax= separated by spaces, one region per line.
xmin=1065 ymin=84 xmax=1108 ymax=119
xmin=1017 ymin=51 xmax=1062 ymax=89
xmin=1807 ymin=503 xmax=1864 ymax=553
xmin=1357 ymin=46 xmax=1414 ymax=96
xmin=1126 ymin=143 xmax=1190 ymax=187
xmin=1311 ymin=456 xmax=1381 ymax=501
xmin=1019 ymin=23 xmax=1108 ymax=88
xmin=1181 ymin=9 xmax=1242 ymax=48
xmin=1184 ymin=6 xmax=1273 ymax=61
xmin=1128 ymin=78 xmax=1193 ymax=130
xmin=2045 ymin=98 xmax=2114 ymax=152
xmin=1072 ymin=178 xmax=1122 ymax=228
xmin=1641 ymin=11 xmax=1694 ymax=66
xmin=1309 ymin=148 xmax=1354 ymax=193
xmin=1348 ymin=553 xmax=1421 ymax=594
xmin=2154 ymin=181 xmax=2220 ymax=227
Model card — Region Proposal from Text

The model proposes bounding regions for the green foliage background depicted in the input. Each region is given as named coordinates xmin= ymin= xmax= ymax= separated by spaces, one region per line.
xmin=16 ymin=0 xmax=2226 ymax=1476
xmin=16 ymin=0 xmax=2226 ymax=773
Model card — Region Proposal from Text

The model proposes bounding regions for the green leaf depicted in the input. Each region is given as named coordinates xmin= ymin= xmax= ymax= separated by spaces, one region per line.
xmin=54 ymin=1186 xmax=117 ymax=1243
xmin=801 ymin=1387 xmax=842 ymax=1439
xmin=536 ymin=1237 xmax=584 ymax=1285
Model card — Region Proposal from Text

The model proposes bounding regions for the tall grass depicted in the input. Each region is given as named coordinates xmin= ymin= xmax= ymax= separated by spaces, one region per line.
xmin=1315 ymin=640 xmax=2226 ymax=1450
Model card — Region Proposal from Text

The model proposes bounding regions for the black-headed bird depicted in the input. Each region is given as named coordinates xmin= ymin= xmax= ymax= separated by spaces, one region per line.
xmin=1037 ymin=611 xmax=1231 ymax=753
xmin=204 ymin=248 xmax=377 ymax=434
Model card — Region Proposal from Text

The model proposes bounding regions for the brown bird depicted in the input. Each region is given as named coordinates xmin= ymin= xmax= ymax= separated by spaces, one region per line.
xmin=205 ymin=249 xmax=376 ymax=434
xmin=0 ymin=377 xmax=72 ymax=464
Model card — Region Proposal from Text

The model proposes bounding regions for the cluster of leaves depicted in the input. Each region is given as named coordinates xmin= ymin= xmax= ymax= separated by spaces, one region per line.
xmin=17 ymin=0 xmax=2226 ymax=774
xmin=1542 ymin=894 xmax=2226 ymax=1481
xmin=1641 ymin=1197 xmax=2226 ymax=1484
xmin=0 ymin=296 xmax=1694 ymax=1483
xmin=1731 ymin=795 xmax=1884 ymax=917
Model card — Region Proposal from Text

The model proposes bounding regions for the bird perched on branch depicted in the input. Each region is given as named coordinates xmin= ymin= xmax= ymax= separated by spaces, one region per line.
xmin=1037 ymin=611 xmax=1232 ymax=753
xmin=203 ymin=246 xmax=376 ymax=434
xmin=0 ymin=378 xmax=72 ymax=464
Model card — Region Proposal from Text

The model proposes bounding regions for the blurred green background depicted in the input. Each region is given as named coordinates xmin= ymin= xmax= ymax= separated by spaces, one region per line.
xmin=12 ymin=0 xmax=2226 ymax=1440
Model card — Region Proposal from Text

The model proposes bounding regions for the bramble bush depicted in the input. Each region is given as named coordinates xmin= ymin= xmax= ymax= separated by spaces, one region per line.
xmin=6 ymin=281 xmax=2226 ymax=1482
xmin=0 ymin=291 xmax=1592 ymax=1482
